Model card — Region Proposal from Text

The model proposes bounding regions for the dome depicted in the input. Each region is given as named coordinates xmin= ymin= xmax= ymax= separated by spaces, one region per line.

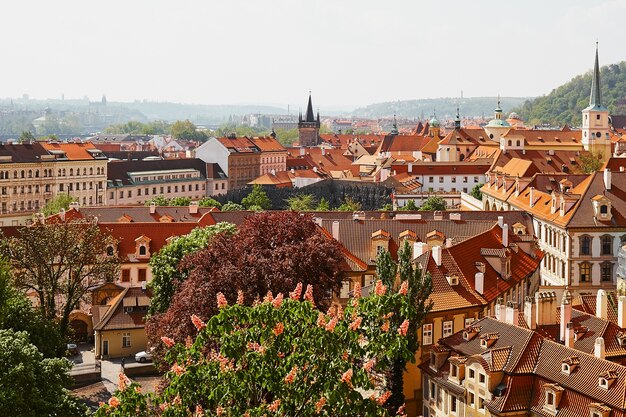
xmin=486 ymin=118 xmax=511 ymax=128
xmin=429 ymin=117 xmax=440 ymax=128
xmin=508 ymin=112 xmax=520 ymax=120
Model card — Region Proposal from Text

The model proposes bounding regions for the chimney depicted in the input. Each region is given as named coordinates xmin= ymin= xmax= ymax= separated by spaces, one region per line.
xmin=69 ymin=202 xmax=79 ymax=211
xmin=290 ymin=168 xmax=295 ymax=174
xmin=594 ymin=337 xmax=606 ymax=359
xmin=535 ymin=292 xmax=557 ymax=326
xmin=59 ymin=208 xmax=65 ymax=222
xmin=529 ymin=187 xmax=535 ymax=207
xmin=502 ymin=223 xmax=509 ymax=247
xmin=331 ymin=221 xmax=339 ymax=241
xmin=497 ymin=216 xmax=504 ymax=228
xmin=560 ymin=291 xmax=572 ymax=342
xmin=321 ymin=147 xmax=326 ymax=156
xmin=524 ymin=296 xmax=536 ymax=329
xmin=619 ymin=296 xmax=626 ymax=328
xmin=445 ymin=238 xmax=453 ymax=248
xmin=189 ymin=201 xmax=199 ymax=214
xmin=505 ymin=301 xmax=518 ymax=325
xmin=596 ymin=289 xmax=608 ymax=320
xmin=413 ymin=242 xmax=428 ymax=259
xmin=604 ymin=168 xmax=611 ymax=190
xmin=300 ymin=147 xmax=305 ymax=156
xmin=149 ymin=203 xmax=156 ymax=214
xmin=408 ymin=162 xmax=413 ymax=173
xmin=475 ymin=272 xmax=484 ymax=294
xmin=565 ymin=322 xmax=574 ymax=348
xmin=432 ymin=245 xmax=442 ymax=267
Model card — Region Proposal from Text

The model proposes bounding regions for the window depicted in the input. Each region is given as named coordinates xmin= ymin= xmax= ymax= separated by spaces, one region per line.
xmin=546 ymin=392 xmax=554 ymax=406
xmin=422 ymin=324 xmax=433 ymax=345
xmin=601 ymin=262 xmax=612 ymax=282
xmin=465 ymin=317 xmax=475 ymax=327
xmin=580 ymin=262 xmax=591 ymax=282
xmin=138 ymin=269 xmax=147 ymax=282
xmin=478 ymin=397 xmax=485 ymax=411
xmin=463 ymin=176 xmax=468 ymax=183
xmin=139 ymin=245 xmax=147 ymax=257
xmin=469 ymin=392 xmax=475 ymax=407
xmin=122 ymin=332 xmax=131 ymax=348
xmin=601 ymin=235 xmax=613 ymax=255
xmin=479 ymin=373 xmax=486 ymax=384
xmin=469 ymin=368 xmax=475 ymax=379
xmin=121 ymin=269 xmax=130 ymax=282
xmin=430 ymin=381 xmax=436 ymax=400
xmin=452 ymin=177 xmax=456 ymax=183
xmin=450 ymin=396 xmax=457 ymax=413
xmin=439 ymin=177 xmax=444 ymax=183
xmin=106 ymin=246 xmax=115 ymax=257
xmin=450 ymin=364 xmax=458 ymax=378
xmin=443 ymin=321 xmax=453 ymax=338
xmin=580 ymin=235 xmax=591 ymax=256
xmin=474 ymin=177 xmax=479 ymax=183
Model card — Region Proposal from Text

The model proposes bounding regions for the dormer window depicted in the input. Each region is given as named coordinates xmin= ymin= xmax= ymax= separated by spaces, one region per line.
xmin=512 ymin=222 xmax=527 ymax=235
xmin=616 ymin=332 xmax=626 ymax=347
xmin=446 ymin=275 xmax=459 ymax=286
xmin=589 ymin=403 xmax=612 ymax=417
xmin=561 ymin=356 xmax=579 ymax=375
xmin=135 ymin=235 xmax=152 ymax=259
xmin=591 ymin=195 xmax=612 ymax=221
xmin=106 ymin=245 xmax=115 ymax=257
xmin=562 ymin=363 xmax=570 ymax=374
xmin=598 ymin=370 xmax=617 ymax=389
xmin=463 ymin=326 xmax=479 ymax=341
xmin=479 ymin=332 xmax=499 ymax=348
xmin=370 ymin=229 xmax=391 ymax=260
xmin=139 ymin=245 xmax=147 ymax=256
xmin=543 ymin=383 xmax=564 ymax=413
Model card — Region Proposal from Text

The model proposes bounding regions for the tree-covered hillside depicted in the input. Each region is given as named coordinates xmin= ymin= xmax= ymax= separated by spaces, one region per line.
xmin=515 ymin=62 xmax=626 ymax=126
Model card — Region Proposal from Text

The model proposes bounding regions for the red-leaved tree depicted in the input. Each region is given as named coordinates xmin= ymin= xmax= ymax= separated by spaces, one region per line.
xmin=146 ymin=211 xmax=345 ymax=356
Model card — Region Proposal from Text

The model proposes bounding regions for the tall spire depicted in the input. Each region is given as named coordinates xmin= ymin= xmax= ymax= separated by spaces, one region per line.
xmin=305 ymin=91 xmax=315 ymax=122
xmin=454 ymin=106 xmax=461 ymax=130
xmin=589 ymin=42 xmax=603 ymax=108
xmin=390 ymin=114 xmax=399 ymax=135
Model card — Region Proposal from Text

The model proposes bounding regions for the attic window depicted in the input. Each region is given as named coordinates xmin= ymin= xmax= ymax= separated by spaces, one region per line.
xmin=446 ymin=275 xmax=459 ymax=286
xmin=598 ymin=371 xmax=617 ymax=389
xmin=561 ymin=363 xmax=570 ymax=374
xmin=139 ymin=245 xmax=147 ymax=256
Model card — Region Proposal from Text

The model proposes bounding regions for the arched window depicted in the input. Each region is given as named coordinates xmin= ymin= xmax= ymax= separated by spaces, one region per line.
xmin=69 ymin=168 xmax=73 ymax=176
xmin=516 ymin=140 xmax=521 ymax=146
xmin=20 ymin=170 xmax=24 ymax=178
xmin=601 ymin=262 xmax=613 ymax=282
xmin=601 ymin=235 xmax=613 ymax=255
xmin=90 ymin=168 xmax=93 ymax=175
xmin=580 ymin=235 xmax=591 ymax=256
xmin=580 ymin=262 xmax=591 ymax=282
xmin=139 ymin=245 xmax=147 ymax=256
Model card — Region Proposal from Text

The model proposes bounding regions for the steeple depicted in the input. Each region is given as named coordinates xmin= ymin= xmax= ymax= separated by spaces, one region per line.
xmin=589 ymin=42 xmax=605 ymax=110
xmin=454 ymin=107 xmax=461 ymax=130
xmin=390 ymin=114 xmax=399 ymax=135
xmin=305 ymin=92 xmax=315 ymax=122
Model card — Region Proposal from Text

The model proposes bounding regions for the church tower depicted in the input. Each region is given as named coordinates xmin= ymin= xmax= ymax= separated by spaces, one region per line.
xmin=582 ymin=43 xmax=611 ymax=161
xmin=298 ymin=93 xmax=320 ymax=147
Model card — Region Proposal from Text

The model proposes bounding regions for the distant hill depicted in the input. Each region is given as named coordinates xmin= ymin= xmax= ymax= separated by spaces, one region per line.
xmin=515 ymin=62 xmax=626 ymax=126
xmin=351 ymin=97 xmax=531 ymax=119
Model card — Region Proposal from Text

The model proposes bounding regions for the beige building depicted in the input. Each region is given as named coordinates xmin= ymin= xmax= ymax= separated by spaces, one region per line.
xmin=0 ymin=141 xmax=107 ymax=216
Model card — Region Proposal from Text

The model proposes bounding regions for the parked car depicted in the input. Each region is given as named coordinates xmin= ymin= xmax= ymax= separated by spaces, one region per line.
xmin=67 ymin=343 xmax=79 ymax=356
xmin=135 ymin=350 xmax=153 ymax=363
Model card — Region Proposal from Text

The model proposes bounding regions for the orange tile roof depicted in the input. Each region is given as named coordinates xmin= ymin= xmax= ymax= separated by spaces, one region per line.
xmin=41 ymin=141 xmax=103 ymax=160
xmin=249 ymin=136 xmax=286 ymax=152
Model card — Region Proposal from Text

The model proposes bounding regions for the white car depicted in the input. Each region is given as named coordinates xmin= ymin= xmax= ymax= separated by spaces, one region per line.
xmin=135 ymin=350 xmax=153 ymax=363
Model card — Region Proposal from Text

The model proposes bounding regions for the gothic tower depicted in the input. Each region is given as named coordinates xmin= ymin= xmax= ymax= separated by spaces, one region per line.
xmin=298 ymin=93 xmax=320 ymax=147
xmin=582 ymin=43 xmax=611 ymax=162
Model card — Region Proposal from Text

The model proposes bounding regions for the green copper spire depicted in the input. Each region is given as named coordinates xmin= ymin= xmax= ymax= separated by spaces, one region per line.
xmin=589 ymin=42 xmax=602 ymax=108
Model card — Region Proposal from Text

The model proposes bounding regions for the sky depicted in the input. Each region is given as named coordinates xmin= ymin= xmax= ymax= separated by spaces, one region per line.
xmin=1 ymin=0 xmax=625 ymax=109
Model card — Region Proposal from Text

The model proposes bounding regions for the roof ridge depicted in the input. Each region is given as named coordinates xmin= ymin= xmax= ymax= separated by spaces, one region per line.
xmin=93 ymin=287 xmax=128 ymax=330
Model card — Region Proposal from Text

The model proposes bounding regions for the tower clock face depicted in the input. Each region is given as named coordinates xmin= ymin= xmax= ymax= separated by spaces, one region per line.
xmin=596 ymin=132 xmax=602 ymax=138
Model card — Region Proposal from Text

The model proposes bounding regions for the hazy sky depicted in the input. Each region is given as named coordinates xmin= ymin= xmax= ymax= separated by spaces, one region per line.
xmin=2 ymin=0 xmax=625 ymax=108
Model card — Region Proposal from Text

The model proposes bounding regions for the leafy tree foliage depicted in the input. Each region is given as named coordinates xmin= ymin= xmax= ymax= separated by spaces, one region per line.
xmin=0 ymin=261 xmax=64 ymax=357
xmin=515 ymin=61 xmax=626 ymax=125
xmin=241 ymin=184 xmax=271 ymax=210
xmin=398 ymin=200 xmax=418 ymax=211
xmin=376 ymin=242 xmax=433 ymax=411
xmin=145 ymin=195 xmax=171 ymax=206
xmin=337 ymin=197 xmax=362 ymax=212
xmin=104 ymin=120 xmax=171 ymax=135
xmin=170 ymin=197 xmax=192 ymax=206
xmin=146 ymin=212 xmax=344 ymax=355
xmin=316 ymin=197 xmax=330 ymax=211
xmin=98 ymin=282 xmax=416 ymax=417
xmin=41 ymin=194 xmax=77 ymax=216
xmin=470 ymin=184 xmax=483 ymax=201
xmin=286 ymin=194 xmax=316 ymax=211
xmin=170 ymin=120 xmax=208 ymax=141
xmin=419 ymin=196 xmax=446 ymax=211
xmin=148 ymin=223 xmax=237 ymax=315
xmin=221 ymin=201 xmax=245 ymax=211
xmin=19 ymin=130 xmax=35 ymax=143
xmin=0 ymin=329 xmax=87 ymax=417
xmin=0 ymin=219 xmax=119 ymax=336
xmin=198 ymin=197 xmax=222 ymax=208
xmin=580 ymin=152 xmax=604 ymax=173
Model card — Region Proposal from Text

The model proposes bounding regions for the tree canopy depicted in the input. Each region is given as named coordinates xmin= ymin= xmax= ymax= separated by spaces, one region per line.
xmin=146 ymin=212 xmax=344 ymax=354
xmin=0 ymin=219 xmax=119 ymax=336
xmin=41 ymin=194 xmax=76 ymax=216
xmin=148 ymin=223 xmax=237 ymax=316
xmin=170 ymin=120 xmax=208 ymax=141
xmin=286 ymin=194 xmax=316 ymax=211
xmin=241 ymin=184 xmax=271 ymax=210
xmin=0 ymin=329 xmax=87 ymax=417
xmin=419 ymin=196 xmax=446 ymax=211
xmin=97 ymin=281 xmax=416 ymax=417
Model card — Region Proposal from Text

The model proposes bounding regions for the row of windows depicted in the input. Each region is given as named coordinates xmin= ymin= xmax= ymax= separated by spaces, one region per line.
xmin=0 ymin=167 xmax=106 ymax=180
xmin=427 ymin=187 xmax=470 ymax=193
xmin=121 ymin=268 xmax=147 ymax=282
xmin=134 ymin=173 xmax=199 ymax=182
xmin=2 ymin=185 xmax=51 ymax=195
xmin=422 ymin=318 xmax=474 ymax=346
xmin=579 ymin=235 xmax=626 ymax=256
xmin=59 ymin=182 xmax=103 ymax=192
xmin=579 ymin=261 xmax=613 ymax=283
xmin=261 ymin=156 xmax=285 ymax=164
xmin=114 ymin=184 xmax=206 ymax=199
xmin=428 ymin=176 xmax=480 ymax=184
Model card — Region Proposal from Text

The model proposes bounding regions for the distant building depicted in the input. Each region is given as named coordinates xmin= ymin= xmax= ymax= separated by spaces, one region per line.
xmin=298 ymin=94 xmax=320 ymax=146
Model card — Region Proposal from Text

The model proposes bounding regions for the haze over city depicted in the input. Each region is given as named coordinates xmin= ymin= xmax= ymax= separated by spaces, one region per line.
xmin=2 ymin=0 xmax=625 ymax=109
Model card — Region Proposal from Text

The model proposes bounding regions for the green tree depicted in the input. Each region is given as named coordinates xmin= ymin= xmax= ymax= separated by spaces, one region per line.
xmin=241 ymin=184 xmax=271 ymax=210
xmin=336 ymin=197 xmax=362 ymax=212
xmin=221 ymin=201 xmax=245 ymax=211
xmin=470 ymin=183 xmax=483 ymax=200
xmin=580 ymin=152 xmax=604 ymax=173
xmin=19 ymin=130 xmax=35 ymax=143
xmin=170 ymin=197 xmax=192 ymax=206
xmin=198 ymin=197 xmax=222 ymax=208
xmin=398 ymin=200 xmax=418 ymax=211
xmin=0 ymin=261 xmax=64 ymax=357
xmin=148 ymin=223 xmax=237 ymax=315
xmin=41 ymin=194 xmax=76 ymax=216
xmin=97 ymin=282 xmax=416 ymax=417
xmin=316 ymin=197 xmax=330 ymax=211
xmin=0 ymin=219 xmax=119 ymax=337
xmin=0 ymin=329 xmax=87 ymax=417
xmin=419 ymin=196 xmax=446 ymax=211
xmin=145 ymin=195 xmax=171 ymax=206
xmin=171 ymin=120 xmax=208 ymax=141
xmin=380 ymin=203 xmax=393 ymax=211
xmin=286 ymin=194 xmax=316 ymax=211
